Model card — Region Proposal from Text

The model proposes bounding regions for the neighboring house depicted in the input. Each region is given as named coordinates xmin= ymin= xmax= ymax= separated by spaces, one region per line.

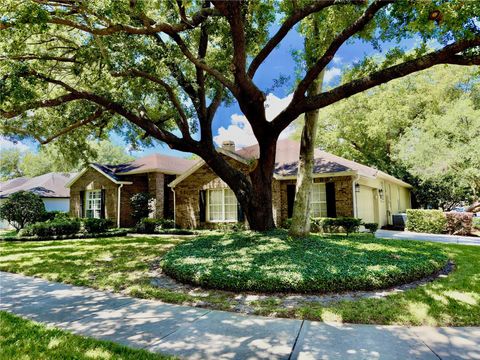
xmin=0 ymin=172 xmax=74 ymax=229
xmin=66 ymin=154 xmax=196 ymax=227
xmin=169 ymin=139 xmax=412 ymax=229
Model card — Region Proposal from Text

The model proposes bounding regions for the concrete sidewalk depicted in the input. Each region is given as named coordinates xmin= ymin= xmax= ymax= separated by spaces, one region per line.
xmin=376 ymin=229 xmax=480 ymax=246
xmin=1 ymin=272 xmax=479 ymax=360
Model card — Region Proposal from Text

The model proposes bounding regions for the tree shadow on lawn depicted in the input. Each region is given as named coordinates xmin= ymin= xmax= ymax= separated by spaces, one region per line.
xmin=161 ymin=231 xmax=449 ymax=294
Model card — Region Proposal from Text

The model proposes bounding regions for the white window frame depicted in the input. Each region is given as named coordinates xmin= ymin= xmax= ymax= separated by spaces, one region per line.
xmin=311 ymin=183 xmax=328 ymax=218
xmin=85 ymin=190 xmax=102 ymax=219
xmin=206 ymin=188 xmax=238 ymax=223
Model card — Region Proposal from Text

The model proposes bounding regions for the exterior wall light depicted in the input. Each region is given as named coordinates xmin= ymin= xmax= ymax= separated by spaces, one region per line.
xmin=379 ymin=189 xmax=384 ymax=200
xmin=355 ymin=183 xmax=360 ymax=193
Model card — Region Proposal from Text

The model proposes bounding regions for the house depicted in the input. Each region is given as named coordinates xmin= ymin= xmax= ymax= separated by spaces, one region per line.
xmin=66 ymin=154 xmax=196 ymax=227
xmin=0 ymin=172 xmax=74 ymax=229
xmin=169 ymin=139 xmax=412 ymax=229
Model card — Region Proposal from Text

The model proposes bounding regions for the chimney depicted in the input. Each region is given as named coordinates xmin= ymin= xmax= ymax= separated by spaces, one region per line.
xmin=221 ymin=140 xmax=235 ymax=152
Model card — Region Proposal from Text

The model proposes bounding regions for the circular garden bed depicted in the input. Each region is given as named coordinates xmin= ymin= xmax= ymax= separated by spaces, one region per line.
xmin=161 ymin=231 xmax=449 ymax=294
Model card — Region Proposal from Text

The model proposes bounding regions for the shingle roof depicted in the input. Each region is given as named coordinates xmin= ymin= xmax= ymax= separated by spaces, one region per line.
xmin=93 ymin=153 xmax=197 ymax=178
xmin=236 ymin=139 xmax=379 ymax=178
xmin=0 ymin=172 xmax=75 ymax=198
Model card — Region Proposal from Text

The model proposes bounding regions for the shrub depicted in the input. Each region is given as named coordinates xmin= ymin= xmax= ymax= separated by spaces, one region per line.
xmin=474 ymin=217 xmax=480 ymax=230
xmin=363 ymin=222 xmax=379 ymax=234
xmin=0 ymin=191 xmax=46 ymax=230
xmin=19 ymin=218 xmax=81 ymax=237
xmin=445 ymin=212 xmax=473 ymax=236
xmin=406 ymin=209 xmax=446 ymax=234
xmin=83 ymin=218 xmax=113 ymax=233
xmin=41 ymin=211 xmax=70 ymax=222
xmin=134 ymin=218 xmax=174 ymax=233
xmin=130 ymin=193 xmax=153 ymax=222
xmin=335 ymin=217 xmax=362 ymax=235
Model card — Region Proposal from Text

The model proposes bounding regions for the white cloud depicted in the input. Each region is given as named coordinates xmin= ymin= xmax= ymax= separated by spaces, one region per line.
xmin=0 ymin=137 xmax=30 ymax=152
xmin=332 ymin=55 xmax=343 ymax=64
xmin=324 ymin=67 xmax=342 ymax=84
xmin=214 ymin=93 xmax=296 ymax=149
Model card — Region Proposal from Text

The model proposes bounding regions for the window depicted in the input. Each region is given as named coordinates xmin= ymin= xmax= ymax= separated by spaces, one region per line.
xmin=85 ymin=190 xmax=102 ymax=218
xmin=207 ymin=188 xmax=238 ymax=222
xmin=311 ymin=183 xmax=327 ymax=218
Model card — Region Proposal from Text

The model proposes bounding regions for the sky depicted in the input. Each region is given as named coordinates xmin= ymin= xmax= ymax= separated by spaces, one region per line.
xmin=1 ymin=22 xmax=416 ymax=160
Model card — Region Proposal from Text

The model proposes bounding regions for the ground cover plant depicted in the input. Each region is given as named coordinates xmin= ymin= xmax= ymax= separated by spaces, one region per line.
xmin=0 ymin=311 xmax=174 ymax=360
xmin=161 ymin=231 xmax=447 ymax=293
xmin=0 ymin=233 xmax=478 ymax=326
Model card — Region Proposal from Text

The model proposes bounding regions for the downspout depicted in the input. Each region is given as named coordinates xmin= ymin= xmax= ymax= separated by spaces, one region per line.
xmin=117 ymin=184 xmax=124 ymax=228
xmin=352 ymin=174 xmax=360 ymax=218
xmin=172 ymin=188 xmax=176 ymax=229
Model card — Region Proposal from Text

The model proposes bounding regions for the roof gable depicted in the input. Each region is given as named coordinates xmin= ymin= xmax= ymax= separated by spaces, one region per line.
xmin=0 ymin=173 xmax=75 ymax=198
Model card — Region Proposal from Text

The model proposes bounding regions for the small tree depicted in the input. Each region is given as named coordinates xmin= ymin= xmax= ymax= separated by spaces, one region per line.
xmin=0 ymin=191 xmax=45 ymax=230
xmin=130 ymin=192 xmax=153 ymax=223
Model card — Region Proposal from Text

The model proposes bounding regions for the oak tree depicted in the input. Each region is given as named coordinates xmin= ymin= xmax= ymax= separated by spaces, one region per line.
xmin=1 ymin=0 xmax=479 ymax=230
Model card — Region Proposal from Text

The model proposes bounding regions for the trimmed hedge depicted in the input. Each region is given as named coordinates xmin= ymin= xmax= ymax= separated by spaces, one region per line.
xmin=474 ymin=217 xmax=480 ymax=230
xmin=135 ymin=218 xmax=175 ymax=234
xmin=84 ymin=218 xmax=114 ymax=233
xmin=445 ymin=212 xmax=473 ymax=236
xmin=311 ymin=217 xmax=362 ymax=235
xmin=3 ymin=229 xmax=128 ymax=242
xmin=406 ymin=209 xmax=447 ymax=234
xmin=363 ymin=222 xmax=379 ymax=234
xmin=161 ymin=231 xmax=448 ymax=293
xmin=19 ymin=218 xmax=81 ymax=237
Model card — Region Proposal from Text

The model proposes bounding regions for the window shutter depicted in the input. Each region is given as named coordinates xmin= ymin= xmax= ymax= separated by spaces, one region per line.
xmin=79 ymin=191 xmax=85 ymax=218
xmin=100 ymin=189 xmax=106 ymax=219
xmin=326 ymin=182 xmax=337 ymax=218
xmin=199 ymin=190 xmax=206 ymax=222
xmin=237 ymin=201 xmax=245 ymax=222
xmin=287 ymin=184 xmax=296 ymax=218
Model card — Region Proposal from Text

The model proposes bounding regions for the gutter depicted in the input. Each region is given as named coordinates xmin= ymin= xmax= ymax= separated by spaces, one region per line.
xmin=117 ymin=183 xmax=124 ymax=228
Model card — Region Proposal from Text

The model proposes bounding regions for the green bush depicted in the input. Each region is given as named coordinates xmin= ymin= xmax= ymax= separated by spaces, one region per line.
xmin=473 ymin=217 xmax=480 ymax=230
xmin=0 ymin=191 xmax=46 ymax=230
xmin=83 ymin=218 xmax=113 ymax=233
xmin=311 ymin=217 xmax=362 ymax=235
xmin=130 ymin=193 xmax=153 ymax=222
xmin=41 ymin=211 xmax=70 ymax=222
xmin=363 ymin=222 xmax=379 ymax=234
xmin=406 ymin=209 xmax=447 ymax=234
xmin=135 ymin=218 xmax=175 ymax=234
xmin=19 ymin=219 xmax=81 ymax=237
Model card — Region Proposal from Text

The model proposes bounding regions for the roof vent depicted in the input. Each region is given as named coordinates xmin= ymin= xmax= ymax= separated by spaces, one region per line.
xmin=221 ymin=140 xmax=235 ymax=152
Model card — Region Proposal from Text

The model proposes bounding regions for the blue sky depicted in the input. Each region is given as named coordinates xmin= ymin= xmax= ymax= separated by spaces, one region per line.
xmin=2 ymin=24 xmax=416 ymax=159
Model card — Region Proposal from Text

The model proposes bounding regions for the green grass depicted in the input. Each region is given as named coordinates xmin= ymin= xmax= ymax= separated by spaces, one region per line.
xmin=0 ymin=232 xmax=478 ymax=326
xmin=0 ymin=311 xmax=174 ymax=359
xmin=161 ymin=231 xmax=448 ymax=293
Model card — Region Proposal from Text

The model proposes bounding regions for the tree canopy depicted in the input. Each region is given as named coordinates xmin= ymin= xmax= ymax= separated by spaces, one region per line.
xmin=0 ymin=140 xmax=134 ymax=180
xmin=308 ymin=65 xmax=479 ymax=210
xmin=1 ymin=0 xmax=479 ymax=229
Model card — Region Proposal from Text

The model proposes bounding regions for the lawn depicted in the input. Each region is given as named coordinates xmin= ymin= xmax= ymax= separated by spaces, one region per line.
xmin=0 ymin=232 xmax=478 ymax=326
xmin=0 ymin=311 xmax=174 ymax=360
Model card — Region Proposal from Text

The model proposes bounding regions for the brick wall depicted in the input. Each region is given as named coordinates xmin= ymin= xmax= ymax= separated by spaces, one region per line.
xmin=70 ymin=168 xmax=153 ymax=227
xmin=69 ymin=168 xmax=119 ymax=224
xmin=174 ymin=156 xmax=251 ymax=229
xmin=173 ymin=155 xmax=354 ymax=229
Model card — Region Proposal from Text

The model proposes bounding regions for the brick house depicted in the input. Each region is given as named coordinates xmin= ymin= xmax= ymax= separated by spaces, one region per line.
xmin=66 ymin=154 xmax=196 ymax=227
xmin=169 ymin=139 xmax=412 ymax=229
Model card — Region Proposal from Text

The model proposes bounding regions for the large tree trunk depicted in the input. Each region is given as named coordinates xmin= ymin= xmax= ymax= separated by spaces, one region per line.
xmin=245 ymin=138 xmax=277 ymax=231
xmin=289 ymin=70 xmax=324 ymax=237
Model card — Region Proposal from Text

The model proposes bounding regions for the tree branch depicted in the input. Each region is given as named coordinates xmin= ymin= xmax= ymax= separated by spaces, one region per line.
xmin=294 ymin=0 xmax=390 ymax=100
xmin=0 ymin=93 xmax=83 ymax=119
xmin=272 ymin=37 xmax=480 ymax=132
xmin=247 ymin=0 xmax=354 ymax=78
xmin=445 ymin=55 xmax=480 ymax=66
xmin=0 ymin=55 xmax=79 ymax=63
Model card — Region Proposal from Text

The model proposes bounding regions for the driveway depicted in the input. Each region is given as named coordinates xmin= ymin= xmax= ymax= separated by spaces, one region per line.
xmin=376 ymin=230 xmax=480 ymax=246
xmin=1 ymin=272 xmax=479 ymax=359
